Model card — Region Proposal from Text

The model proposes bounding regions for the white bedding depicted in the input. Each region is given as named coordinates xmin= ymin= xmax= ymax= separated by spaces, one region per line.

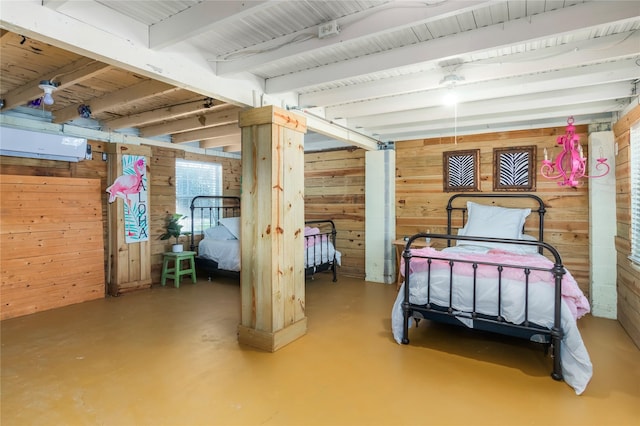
xmin=198 ymin=238 xmax=241 ymax=271
xmin=305 ymin=241 xmax=342 ymax=268
xmin=198 ymin=238 xmax=341 ymax=272
xmin=391 ymin=246 xmax=593 ymax=395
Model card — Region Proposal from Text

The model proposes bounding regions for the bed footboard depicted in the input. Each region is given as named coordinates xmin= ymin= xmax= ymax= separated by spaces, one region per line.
xmin=305 ymin=219 xmax=338 ymax=282
xmin=401 ymin=233 xmax=564 ymax=381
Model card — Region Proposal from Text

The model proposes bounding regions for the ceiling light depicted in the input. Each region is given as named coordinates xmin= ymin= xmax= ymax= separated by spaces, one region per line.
xmin=38 ymin=80 xmax=58 ymax=106
xmin=440 ymin=74 xmax=464 ymax=106
xmin=442 ymin=90 xmax=458 ymax=106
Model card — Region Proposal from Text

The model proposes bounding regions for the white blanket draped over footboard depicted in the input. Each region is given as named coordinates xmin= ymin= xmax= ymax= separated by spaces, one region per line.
xmin=391 ymin=246 xmax=593 ymax=395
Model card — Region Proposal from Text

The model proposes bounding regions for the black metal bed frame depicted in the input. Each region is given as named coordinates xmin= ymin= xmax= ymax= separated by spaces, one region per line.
xmin=304 ymin=219 xmax=338 ymax=282
xmin=401 ymin=193 xmax=564 ymax=382
xmin=189 ymin=195 xmax=242 ymax=280
xmin=188 ymin=196 xmax=338 ymax=281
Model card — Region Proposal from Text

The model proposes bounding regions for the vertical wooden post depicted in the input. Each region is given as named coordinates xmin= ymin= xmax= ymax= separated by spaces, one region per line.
xmin=105 ymin=144 xmax=152 ymax=295
xmin=238 ymin=106 xmax=307 ymax=352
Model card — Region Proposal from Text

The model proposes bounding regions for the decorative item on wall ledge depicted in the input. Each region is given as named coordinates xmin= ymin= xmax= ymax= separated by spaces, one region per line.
xmin=540 ymin=116 xmax=610 ymax=187
xmin=493 ymin=146 xmax=536 ymax=192
xmin=443 ymin=149 xmax=480 ymax=192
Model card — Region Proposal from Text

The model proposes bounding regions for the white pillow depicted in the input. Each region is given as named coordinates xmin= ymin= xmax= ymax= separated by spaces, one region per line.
xmin=218 ymin=216 xmax=241 ymax=239
xmin=515 ymin=234 xmax=540 ymax=254
xmin=464 ymin=201 xmax=530 ymax=240
xmin=455 ymin=226 xmax=469 ymax=246
xmin=204 ymin=225 xmax=236 ymax=240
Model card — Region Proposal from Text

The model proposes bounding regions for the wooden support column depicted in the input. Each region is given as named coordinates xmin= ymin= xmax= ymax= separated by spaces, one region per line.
xmin=105 ymin=143 xmax=152 ymax=295
xmin=238 ymin=105 xmax=307 ymax=352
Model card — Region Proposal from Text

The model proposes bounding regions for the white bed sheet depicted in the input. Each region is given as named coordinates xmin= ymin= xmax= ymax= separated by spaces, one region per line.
xmin=198 ymin=238 xmax=341 ymax=272
xmin=391 ymin=251 xmax=593 ymax=395
xmin=305 ymin=242 xmax=342 ymax=267
xmin=198 ymin=238 xmax=241 ymax=272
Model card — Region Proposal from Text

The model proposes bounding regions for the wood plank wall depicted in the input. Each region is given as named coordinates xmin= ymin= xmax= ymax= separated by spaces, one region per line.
xmin=0 ymin=142 xmax=241 ymax=318
xmin=1 ymin=141 xmax=111 ymax=284
xmin=395 ymin=126 xmax=591 ymax=296
xmin=304 ymin=148 xmax=366 ymax=278
xmin=0 ymin=174 xmax=104 ymax=319
xmin=612 ymin=104 xmax=640 ymax=348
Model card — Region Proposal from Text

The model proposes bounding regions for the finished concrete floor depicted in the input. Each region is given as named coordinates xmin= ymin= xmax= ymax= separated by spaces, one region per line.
xmin=1 ymin=273 xmax=638 ymax=426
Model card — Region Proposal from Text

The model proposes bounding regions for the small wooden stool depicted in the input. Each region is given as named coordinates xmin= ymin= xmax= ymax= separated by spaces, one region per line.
xmin=161 ymin=251 xmax=197 ymax=288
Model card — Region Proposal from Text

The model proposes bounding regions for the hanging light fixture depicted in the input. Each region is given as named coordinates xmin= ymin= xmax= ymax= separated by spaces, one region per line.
xmin=540 ymin=116 xmax=610 ymax=187
xmin=440 ymin=74 xmax=464 ymax=145
xmin=38 ymin=80 xmax=58 ymax=106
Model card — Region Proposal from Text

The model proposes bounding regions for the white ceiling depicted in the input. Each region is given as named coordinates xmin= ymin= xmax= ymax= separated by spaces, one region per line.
xmin=1 ymin=0 xmax=639 ymax=150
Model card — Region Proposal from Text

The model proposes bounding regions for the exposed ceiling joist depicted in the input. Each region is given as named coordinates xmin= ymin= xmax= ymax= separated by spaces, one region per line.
xmin=201 ymin=136 xmax=241 ymax=149
xmin=140 ymin=106 xmax=243 ymax=138
xmin=303 ymin=31 xmax=640 ymax=109
xmin=216 ymin=0 xmax=490 ymax=75
xmin=327 ymin=59 xmax=640 ymax=120
xmin=103 ymin=98 xmax=226 ymax=130
xmin=172 ymin=123 xmax=240 ymax=144
xmin=150 ymin=1 xmax=272 ymax=50
xmin=265 ymin=1 xmax=639 ymax=94
xmin=2 ymin=58 xmax=111 ymax=111
xmin=294 ymin=109 xmax=380 ymax=150
xmin=355 ymin=81 xmax=633 ymax=132
xmin=53 ymin=79 xmax=179 ymax=123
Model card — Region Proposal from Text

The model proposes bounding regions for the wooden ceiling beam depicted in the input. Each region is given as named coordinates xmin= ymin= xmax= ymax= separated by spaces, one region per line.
xmin=1 ymin=58 xmax=111 ymax=111
xmin=200 ymin=135 xmax=241 ymax=149
xmin=103 ymin=98 xmax=227 ymax=130
xmin=140 ymin=105 xmax=243 ymax=137
xmin=53 ymin=79 xmax=178 ymax=124
xmin=222 ymin=144 xmax=242 ymax=152
xmin=172 ymin=123 xmax=240 ymax=144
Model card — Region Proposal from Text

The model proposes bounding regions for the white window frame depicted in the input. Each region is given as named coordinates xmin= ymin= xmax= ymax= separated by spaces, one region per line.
xmin=630 ymin=123 xmax=640 ymax=265
xmin=175 ymin=159 xmax=222 ymax=234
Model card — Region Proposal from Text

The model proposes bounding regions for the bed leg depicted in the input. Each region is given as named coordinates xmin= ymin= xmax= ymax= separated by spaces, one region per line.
xmin=401 ymin=301 xmax=410 ymax=345
xmin=550 ymin=328 xmax=563 ymax=381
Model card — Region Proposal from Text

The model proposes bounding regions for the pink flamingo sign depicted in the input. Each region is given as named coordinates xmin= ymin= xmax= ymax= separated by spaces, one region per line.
xmin=106 ymin=155 xmax=149 ymax=243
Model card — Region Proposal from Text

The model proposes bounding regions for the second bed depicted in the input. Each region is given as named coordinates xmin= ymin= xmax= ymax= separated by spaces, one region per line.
xmin=189 ymin=195 xmax=341 ymax=281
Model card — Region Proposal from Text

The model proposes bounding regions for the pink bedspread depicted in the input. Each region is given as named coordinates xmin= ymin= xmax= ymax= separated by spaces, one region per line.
xmin=304 ymin=226 xmax=328 ymax=248
xmin=401 ymin=247 xmax=590 ymax=320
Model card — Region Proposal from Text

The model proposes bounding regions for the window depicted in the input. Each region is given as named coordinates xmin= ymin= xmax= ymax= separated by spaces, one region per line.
xmin=175 ymin=159 xmax=222 ymax=233
xmin=631 ymin=124 xmax=640 ymax=265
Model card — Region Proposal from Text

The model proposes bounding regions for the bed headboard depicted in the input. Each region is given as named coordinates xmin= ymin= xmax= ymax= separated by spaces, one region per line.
xmin=446 ymin=193 xmax=546 ymax=252
xmin=189 ymin=195 xmax=240 ymax=250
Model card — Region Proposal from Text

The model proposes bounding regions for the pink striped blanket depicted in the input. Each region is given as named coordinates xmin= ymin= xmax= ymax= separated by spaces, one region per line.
xmin=401 ymin=247 xmax=590 ymax=320
xmin=304 ymin=226 xmax=328 ymax=248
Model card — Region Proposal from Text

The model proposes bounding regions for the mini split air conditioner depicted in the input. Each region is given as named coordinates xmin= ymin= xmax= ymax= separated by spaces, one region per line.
xmin=0 ymin=126 xmax=87 ymax=162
